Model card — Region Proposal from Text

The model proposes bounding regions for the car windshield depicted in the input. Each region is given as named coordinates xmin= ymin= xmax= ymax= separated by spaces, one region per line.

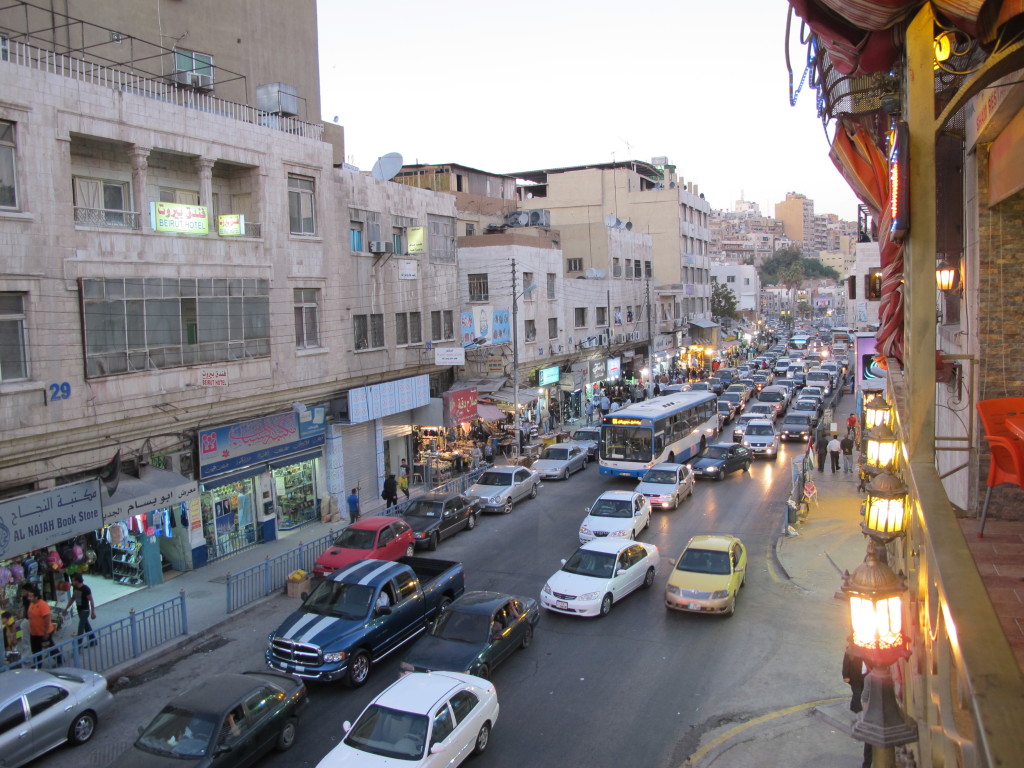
xmin=344 ymin=705 xmax=429 ymax=761
xmin=589 ymin=499 xmax=632 ymax=518
xmin=784 ymin=416 xmax=810 ymax=427
xmin=404 ymin=500 xmax=443 ymax=518
xmin=717 ymin=402 xmax=730 ymax=411
xmin=601 ymin=426 xmax=652 ymax=462
xmin=540 ymin=447 xmax=569 ymax=461
xmin=562 ymin=549 xmax=617 ymax=578
xmin=761 ymin=392 xmax=784 ymax=402
xmin=573 ymin=430 xmax=599 ymax=442
xmin=746 ymin=425 xmax=774 ymax=436
xmin=677 ymin=548 xmax=731 ymax=575
xmin=302 ymin=580 xmax=374 ymax=619
xmin=702 ymin=446 xmax=729 ymax=459
xmin=476 ymin=471 xmax=512 ymax=487
xmin=642 ymin=469 xmax=677 ymax=484
xmin=332 ymin=528 xmax=377 ymax=549
xmin=135 ymin=705 xmax=217 ymax=758
xmin=431 ymin=609 xmax=491 ymax=643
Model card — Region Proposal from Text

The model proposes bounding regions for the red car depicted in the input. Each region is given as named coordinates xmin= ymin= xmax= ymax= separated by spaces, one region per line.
xmin=313 ymin=516 xmax=415 ymax=577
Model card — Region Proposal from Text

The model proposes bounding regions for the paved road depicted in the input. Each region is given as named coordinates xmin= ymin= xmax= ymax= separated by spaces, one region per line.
xmin=40 ymin=398 xmax=851 ymax=768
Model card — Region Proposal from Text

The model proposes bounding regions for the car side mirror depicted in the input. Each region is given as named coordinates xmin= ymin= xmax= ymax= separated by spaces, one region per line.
xmin=430 ymin=742 xmax=447 ymax=754
xmin=560 ymin=558 xmax=567 ymax=566
xmin=735 ymin=565 xmax=745 ymax=572
xmin=377 ymin=605 xmax=392 ymax=616
xmin=584 ymin=507 xmax=591 ymax=514
xmin=616 ymin=568 xmax=627 ymax=576
xmin=343 ymin=720 xmax=352 ymax=733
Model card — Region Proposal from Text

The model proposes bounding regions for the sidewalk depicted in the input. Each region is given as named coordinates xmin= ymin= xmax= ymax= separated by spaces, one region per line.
xmin=688 ymin=457 xmax=876 ymax=768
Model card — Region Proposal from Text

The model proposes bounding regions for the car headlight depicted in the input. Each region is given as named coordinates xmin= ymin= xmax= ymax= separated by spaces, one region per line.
xmin=711 ymin=590 xmax=730 ymax=600
xmin=415 ymin=532 xmax=427 ymax=539
xmin=743 ymin=440 xmax=752 ymax=447
xmin=323 ymin=651 xmax=346 ymax=663
xmin=542 ymin=583 xmax=553 ymax=595
xmin=579 ymin=525 xmax=591 ymax=534
xmin=666 ymin=584 xmax=680 ymax=595
xmin=611 ymin=528 xmax=630 ymax=537
xmin=578 ymin=591 xmax=601 ymax=601
xmin=706 ymin=466 xmax=720 ymax=473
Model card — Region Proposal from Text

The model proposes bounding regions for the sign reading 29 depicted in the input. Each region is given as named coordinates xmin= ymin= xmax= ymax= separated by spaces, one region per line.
xmin=49 ymin=382 xmax=72 ymax=401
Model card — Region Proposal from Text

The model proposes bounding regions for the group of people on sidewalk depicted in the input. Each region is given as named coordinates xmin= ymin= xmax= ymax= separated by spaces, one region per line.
xmin=813 ymin=421 xmax=857 ymax=475
xmin=3 ymin=574 xmax=98 ymax=667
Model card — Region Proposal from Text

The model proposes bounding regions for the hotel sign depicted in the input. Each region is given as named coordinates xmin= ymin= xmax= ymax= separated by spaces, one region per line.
xmin=150 ymin=201 xmax=210 ymax=234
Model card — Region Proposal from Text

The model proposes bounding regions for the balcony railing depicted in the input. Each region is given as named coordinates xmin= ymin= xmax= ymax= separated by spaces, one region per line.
xmin=5 ymin=38 xmax=322 ymax=141
xmin=74 ymin=206 xmax=140 ymax=230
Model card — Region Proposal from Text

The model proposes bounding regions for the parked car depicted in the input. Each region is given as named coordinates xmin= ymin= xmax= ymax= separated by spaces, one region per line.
xmin=636 ymin=463 xmax=695 ymax=510
xmin=570 ymin=427 xmax=601 ymax=458
xmin=540 ymin=539 xmax=659 ymax=617
xmin=467 ymin=465 xmax=540 ymax=514
xmin=400 ymin=591 xmax=540 ymax=679
xmin=532 ymin=442 xmax=589 ymax=480
xmin=315 ymin=672 xmax=498 ymax=767
xmin=741 ymin=419 xmax=781 ymax=460
xmin=313 ymin=516 xmax=415 ymax=577
xmin=109 ymin=671 xmax=308 ymax=768
xmin=779 ymin=413 xmax=814 ymax=441
xmin=578 ymin=490 xmax=652 ymax=543
xmin=665 ymin=535 xmax=747 ymax=616
xmin=746 ymin=402 xmax=778 ymax=423
xmin=0 ymin=668 xmax=114 ymax=768
xmin=402 ymin=492 xmax=480 ymax=551
xmin=689 ymin=443 xmax=752 ymax=480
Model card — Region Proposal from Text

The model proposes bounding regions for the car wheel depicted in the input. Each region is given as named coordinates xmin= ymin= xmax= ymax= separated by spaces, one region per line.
xmin=346 ymin=650 xmax=372 ymax=688
xmin=771 ymin=452 xmax=778 ymax=462
xmin=644 ymin=515 xmax=650 ymax=530
xmin=503 ymin=499 xmax=514 ymax=514
xmin=428 ymin=532 xmax=439 ymax=551
xmin=725 ymin=594 xmax=737 ymax=617
xmin=671 ymin=494 xmax=679 ymax=509
xmin=642 ymin=567 xmax=655 ymax=589
xmin=68 ymin=710 xmax=97 ymax=746
xmin=276 ymin=718 xmax=298 ymax=751
xmin=471 ymin=722 xmax=491 ymax=755
xmin=405 ymin=542 xmax=415 ymax=557
xmin=466 ymin=513 xmax=477 ymax=530
xmin=582 ymin=457 xmax=588 ymax=469
xmin=529 ymin=484 xmax=538 ymax=499
xmin=521 ymin=624 xmax=534 ymax=649
xmin=475 ymin=663 xmax=491 ymax=680
xmin=438 ymin=595 xmax=453 ymax=613
xmin=598 ymin=593 xmax=613 ymax=617
xmin=560 ymin=467 xmax=568 ymax=480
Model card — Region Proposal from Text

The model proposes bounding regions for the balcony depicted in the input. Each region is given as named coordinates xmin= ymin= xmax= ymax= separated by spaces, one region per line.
xmin=74 ymin=207 xmax=141 ymax=230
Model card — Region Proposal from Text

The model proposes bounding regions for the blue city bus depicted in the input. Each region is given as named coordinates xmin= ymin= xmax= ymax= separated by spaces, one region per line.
xmin=599 ymin=392 xmax=720 ymax=478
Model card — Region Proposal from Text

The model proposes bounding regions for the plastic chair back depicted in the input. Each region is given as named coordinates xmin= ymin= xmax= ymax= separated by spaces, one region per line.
xmin=977 ymin=397 xmax=1024 ymax=440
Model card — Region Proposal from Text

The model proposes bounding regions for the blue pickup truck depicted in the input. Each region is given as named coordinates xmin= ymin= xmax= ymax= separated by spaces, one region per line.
xmin=266 ymin=556 xmax=465 ymax=687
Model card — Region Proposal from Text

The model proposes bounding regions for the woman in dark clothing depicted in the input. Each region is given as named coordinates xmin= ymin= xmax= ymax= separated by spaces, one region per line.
xmin=381 ymin=474 xmax=399 ymax=509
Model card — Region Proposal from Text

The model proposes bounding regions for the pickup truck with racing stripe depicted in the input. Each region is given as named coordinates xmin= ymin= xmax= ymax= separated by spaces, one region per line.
xmin=266 ymin=556 xmax=465 ymax=687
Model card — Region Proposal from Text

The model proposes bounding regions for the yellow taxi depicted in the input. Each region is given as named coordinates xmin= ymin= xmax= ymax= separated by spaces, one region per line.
xmin=665 ymin=535 xmax=746 ymax=616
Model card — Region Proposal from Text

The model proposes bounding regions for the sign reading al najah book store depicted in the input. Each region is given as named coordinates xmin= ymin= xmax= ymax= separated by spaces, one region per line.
xmin=150 ymin=201 xmax=210 ymax=234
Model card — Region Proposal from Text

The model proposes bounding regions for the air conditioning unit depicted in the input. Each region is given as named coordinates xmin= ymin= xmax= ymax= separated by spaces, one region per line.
xmin=506 ymin=211 xmax=529 ymax=228
xmin=369 ymin=241 xmax=391 ymax=254
xmin=528 ymin=209 xmax=550 ymax=227
xmin=172 ymin=70 xmax=213 ymax=90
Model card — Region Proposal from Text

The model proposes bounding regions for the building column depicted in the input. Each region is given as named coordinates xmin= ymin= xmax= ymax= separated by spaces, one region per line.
xmin=194 ymin=156 xmax=214 ymax=209
xmin=129 ymin=146 xmax=150 ymax=230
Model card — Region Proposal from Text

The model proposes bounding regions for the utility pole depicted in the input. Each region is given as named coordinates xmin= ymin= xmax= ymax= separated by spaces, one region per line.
xmin=511 ymin=259 xmax=521 ymax=446
xmin=646 ymin=276 xmax=653 ymax=390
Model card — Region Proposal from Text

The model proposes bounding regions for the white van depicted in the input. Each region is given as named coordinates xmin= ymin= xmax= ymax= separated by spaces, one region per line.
xmin=805 ymin=368 xmax=833 ymax=395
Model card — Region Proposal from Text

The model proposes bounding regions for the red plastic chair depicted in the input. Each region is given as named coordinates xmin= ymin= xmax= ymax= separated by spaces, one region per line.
xmin=976 ymin=398 xmax=1024 ymax=536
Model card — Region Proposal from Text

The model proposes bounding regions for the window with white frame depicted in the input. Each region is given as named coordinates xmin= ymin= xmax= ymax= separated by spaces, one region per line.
xmin=173 ymin=49 xmax=213 ymax=87
xmin=73 ymin=177 xmax=131 ymax=228
xmin=468 ymin=274 xmax=489 ymax=302
xmin=567 ymin=258 xmax=583 ymax=273
xmin=427 ymin=215 xmax=456 ymax=263
xmin=349 ymin=222 xmax=363 ymax=252
xmin=547 ymin=273 xmax=556 ymax=299
xmin=442 ymin=310 xmax=454 ymax=339
xmin=524 ymin=319 xmax=536 ymax=342
xmin=431 ymin=311 xmax=442 ymax=342
xmin=522 ymin=272 xmax=535 ymax=300
xmin=612 ymin=258 xmax=621 ymax=278
xmin=159 ymin=187 xmax=199 ymax=205
xmin=81 ymin=277 xmax=270 ymax=377
xmin=726 ymin=275 xmax=736 ymax=283
xmin=645 ymin=261 xmax=652 ymax=278
xmin=409 ymin=311 xmax=422 ymax=343
xmin=625 ymin=259 xmax=632 ymax=279
xmin=370 ymin=314 xmax=384 ymax=347
xmin=596 ymin=306 xmax=608 ymax=326
xmin=293 ymin=288 xmax=320 ymax=349
xmin=574 ymin=308 xmax=587 ymax=328
xmin=430 ymin=310 xmax=455 ymax=341
xmin=354 ymin=314 xmax=385 ymax=350
xmin=633 ymin=260 xmax=642 ymax=279
xmin=392 ymin=227 xmax=404 ymax=255
xmin=0 ymin=292 xmax=28 ymax=381
xmin=548 ymin=317 xmax=558 ymax=339
xmin=0 ymin=120 xmax=17 ymax=209
xmin=396 ymin=312 xmax=409 ymax=345
xmin=288 ymin=175 xmax=316 ymax=235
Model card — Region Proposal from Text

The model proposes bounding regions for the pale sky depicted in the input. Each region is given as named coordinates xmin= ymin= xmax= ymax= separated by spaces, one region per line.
xmin=316 ymin=0 xmax=862 ymax=220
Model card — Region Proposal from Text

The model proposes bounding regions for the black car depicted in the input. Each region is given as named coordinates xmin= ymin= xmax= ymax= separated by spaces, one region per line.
xmin=111 ymin=671 xmax=308 ymax=767
xmin=401 ymin=492 xmax=480 ymax=551
xmin=400 ymin=591 xmax=540 ymax=680
xmin=779 ymin=413 xmax=814 ymax=441
xmin=689 ymin=443 xmax=752 ymax=480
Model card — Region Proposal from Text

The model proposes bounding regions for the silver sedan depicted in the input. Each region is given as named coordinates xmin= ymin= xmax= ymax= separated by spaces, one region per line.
xmin=532 ymin=442 xmax=589 ymax=480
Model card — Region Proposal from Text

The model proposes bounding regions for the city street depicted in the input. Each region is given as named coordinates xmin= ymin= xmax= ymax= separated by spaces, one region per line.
xmin=36 ymin=404 xmax=855 ymax=768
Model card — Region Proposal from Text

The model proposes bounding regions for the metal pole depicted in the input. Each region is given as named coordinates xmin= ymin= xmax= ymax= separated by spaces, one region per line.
xmin=512 ymin=259 xmax=520 ymax=445
xmin=646 ymin=276 xmax=654 ymax=389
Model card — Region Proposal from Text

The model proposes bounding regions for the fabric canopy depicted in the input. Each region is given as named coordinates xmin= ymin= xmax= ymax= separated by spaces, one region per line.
xmin=477 ymin=404 xmax=506 ymax=421
xmin=689 ymin=318 xmax=719 ymax=329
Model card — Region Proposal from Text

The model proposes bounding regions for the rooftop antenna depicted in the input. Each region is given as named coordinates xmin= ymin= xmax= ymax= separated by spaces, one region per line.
xmin=371 ymin=152 xmax=403 ymax=181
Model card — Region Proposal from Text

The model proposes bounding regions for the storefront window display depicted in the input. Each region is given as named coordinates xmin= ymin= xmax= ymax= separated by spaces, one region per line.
xmin=273 ymin=459 xmax=320 ymax=530
xmin=200 ymin=477 xmax=259 ymax=561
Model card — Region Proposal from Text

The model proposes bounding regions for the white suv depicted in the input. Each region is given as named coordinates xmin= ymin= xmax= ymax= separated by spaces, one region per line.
xmin=741 ymin=419 xmax=781 ymax=460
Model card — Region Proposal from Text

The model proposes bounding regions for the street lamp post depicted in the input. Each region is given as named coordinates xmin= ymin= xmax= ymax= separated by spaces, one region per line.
xmin=510 ymin=259 xmax=537 ymax=452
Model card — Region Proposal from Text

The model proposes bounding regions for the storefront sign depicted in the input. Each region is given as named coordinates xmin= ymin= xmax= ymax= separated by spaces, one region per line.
xmin=198 ymin=408 xmax=326 ymax=479
xmin=442 ymin=387 xmax=478 ymax=426
xmin=538 ymin=366 xmax=560 ymax=386
xmin=435 ymin=347 xmax=466 ymax=366
xmin=473 ymin=305 xmax=492 ymax=345
xmin=492 ymin=309 xmax=511 ymax=344
xmin=199 ymin=368 xmax=229 ymax=386
xmin=102 ymin=467 xmax=199 ymax=524
xmin=149 ymin=201 xmax=210 ymax=234
xmin=460 ymin=311 xmax=477 ymax=347
xmin=607 ymin=357 xmax=621 ymax=379
xmin=408 ymin=226 xmax=425 ymax=254
xmin=589 ymin=359 xmax=606 ymax=381
xmin=486 ymin=356 xmax=505 ymax=375
xmin=0 ymin=479 xmax=102 ymax=559
xmin=398 ymin=260 xmax=417 ymax=279
xmin=346 ymin=374 xmax=430 ymax=424
xmin=217 ymin=214 xmax=245 ymax=236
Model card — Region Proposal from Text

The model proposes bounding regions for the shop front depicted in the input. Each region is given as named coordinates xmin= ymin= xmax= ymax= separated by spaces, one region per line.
xmin=196 ymin=406 xmax=326 ymax=565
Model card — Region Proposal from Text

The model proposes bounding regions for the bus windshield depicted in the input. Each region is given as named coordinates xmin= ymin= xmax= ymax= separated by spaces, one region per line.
xmin=600 ymin=426 xmax=652 ymax=462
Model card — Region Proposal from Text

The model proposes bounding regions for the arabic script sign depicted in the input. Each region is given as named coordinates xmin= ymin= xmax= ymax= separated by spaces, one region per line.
xmin=198 ymin=409 xmax=326 ymax=479
xmin=0 ymin=479 xmax=102 ymax=560
xmin=150 ymin=201 xmax=210 ymax=234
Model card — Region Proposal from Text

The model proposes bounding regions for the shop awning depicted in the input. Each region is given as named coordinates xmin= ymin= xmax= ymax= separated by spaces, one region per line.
xmin=689 ymin=318 xmax=719 ymax=329
xmin=102 ymin=466 xmax=198 ymax=525
xmin=451 ymin=376 xmax=507 ymax=394
xmin=487 ymin=386 xmax=541 ymax=404
xmin=477 ymin=404 xmax=506 ymax=421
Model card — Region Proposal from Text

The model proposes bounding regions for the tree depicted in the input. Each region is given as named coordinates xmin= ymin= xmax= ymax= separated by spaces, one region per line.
xmin=758 ymin=246 xmax=840 ymax=285
xmin=711 ymin=281 xmax=740 ymax=321
xmin=797 ymin=300 xmax=812 ymax=319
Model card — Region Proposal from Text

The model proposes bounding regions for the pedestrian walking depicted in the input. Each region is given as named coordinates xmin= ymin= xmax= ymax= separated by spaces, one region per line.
xmin=600 ymin=394 xmax=611 ymax=418
xmin=841 ymin=434 xmax=855 ymax=474
xmin=548 ymin=402 xmax=557 ymax=433
xmin=381 ymin=474 xmax=399 ymax=509
xmin=483 ymin=439 xmax=494 ymax=464
xmin=846 ymin=412 xmax=858 ymax=438
xmin=64 ymin=573 xmax=96 ymax=642
xmin=398 ymin=458 xmax=411 ymax=498
xmin=815 ymin=432 xmax=828 ymax=473
xmin=346 ymin=488 xmax=361 ymax=524
xmin=827 ymin=434 xmax=842 ymax=473
xmin=23 ymin=584 xmax=58 ymax=666
xmin=585 ymin=398 xmax=595 ymax=425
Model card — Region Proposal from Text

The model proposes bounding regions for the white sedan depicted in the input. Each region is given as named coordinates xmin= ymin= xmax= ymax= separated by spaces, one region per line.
xmin=540 ymin=539 xmax=659 ymax=617
xmin=316 ymin=671 xmax=498 ymax=768
xmin=578 ymin=490 xmax=651 ymax=543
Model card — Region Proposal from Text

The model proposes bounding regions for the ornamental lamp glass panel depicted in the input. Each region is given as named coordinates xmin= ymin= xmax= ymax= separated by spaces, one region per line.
xmin=863 ymin=473 xmax=908 ymax=539
xmin=863 ymin=394 xmax=893 ymax=430
xmin=865 ymin=425 xmax=898 ymax=472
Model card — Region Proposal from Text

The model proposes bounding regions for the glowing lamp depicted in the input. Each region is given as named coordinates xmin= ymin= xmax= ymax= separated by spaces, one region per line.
xmin=935 ymin=258 xmax=958 ymax=293
xmin=863 ymin=393 xmax=893 ymax=430
xmin=865 ymin=424 xmax=899 ymax=473
xmin=863 ymin=473 xmax=908 ymax=542
xmin=842 ymin=540 xmax=909 ymax=667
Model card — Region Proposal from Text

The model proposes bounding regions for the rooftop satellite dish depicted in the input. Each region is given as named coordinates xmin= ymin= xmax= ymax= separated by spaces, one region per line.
xmin=625 ymin=221 xmax=633 ymax=230
xmin=604 ymin=214 xmax=617 ymax=227
xmin=371 ymin=152 xmax=403 ymax=181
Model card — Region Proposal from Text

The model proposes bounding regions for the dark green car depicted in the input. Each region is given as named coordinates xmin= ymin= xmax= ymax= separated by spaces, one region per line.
xmin=399 ymin=591 xmax=539 ymax=680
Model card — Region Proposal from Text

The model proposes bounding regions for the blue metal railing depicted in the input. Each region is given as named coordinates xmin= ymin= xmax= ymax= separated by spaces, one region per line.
xmin=1 ymin=592 xmax=188 ymax=675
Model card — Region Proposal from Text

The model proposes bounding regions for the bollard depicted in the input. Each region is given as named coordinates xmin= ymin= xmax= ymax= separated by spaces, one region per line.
xmin=179 ymin=589 xmax=188 ymax=635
